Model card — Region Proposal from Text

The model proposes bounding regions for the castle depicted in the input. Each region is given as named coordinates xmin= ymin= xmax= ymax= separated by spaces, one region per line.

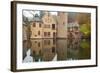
xmin=23 ymin=11 xmax=68 ymax=40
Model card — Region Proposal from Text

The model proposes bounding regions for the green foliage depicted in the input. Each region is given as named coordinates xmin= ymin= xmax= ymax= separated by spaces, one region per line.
xmin=79 ymin=39 xmax=91 ymax=59
xmin=80 ymin=39 xmax=90 ymax=49
xmin=80 ymin=24 xmax=91 ymax=37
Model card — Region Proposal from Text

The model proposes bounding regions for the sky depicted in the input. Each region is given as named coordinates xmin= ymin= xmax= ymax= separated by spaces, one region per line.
xmin=23 ymin=10 xmax=57 ymax=18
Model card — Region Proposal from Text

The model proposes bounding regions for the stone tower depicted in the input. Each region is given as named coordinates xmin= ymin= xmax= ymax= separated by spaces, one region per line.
xmin=57 ymin=12 xmax=68 ymax=38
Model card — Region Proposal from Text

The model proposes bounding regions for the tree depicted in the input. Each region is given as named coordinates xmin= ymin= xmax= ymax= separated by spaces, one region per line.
xmin=80 ymin=24 xmax=91 ymax=38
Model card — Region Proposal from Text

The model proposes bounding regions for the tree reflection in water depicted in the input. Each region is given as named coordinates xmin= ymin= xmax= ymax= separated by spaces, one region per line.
xmin=23 ymin=38 xmax=91 ymax=63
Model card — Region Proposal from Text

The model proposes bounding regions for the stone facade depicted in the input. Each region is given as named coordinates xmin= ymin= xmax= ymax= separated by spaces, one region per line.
xmin=27 ymin=11 xmax=67 ymax=39
xmin=42 ymin=11 xmax=57 ymax=38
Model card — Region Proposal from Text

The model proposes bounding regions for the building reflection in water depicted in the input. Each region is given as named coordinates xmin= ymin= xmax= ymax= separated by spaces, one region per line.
xmin=23 ymin=38 xmax=91 ymax=63
xmin=56 ymin=39 xmax=67 ymax=61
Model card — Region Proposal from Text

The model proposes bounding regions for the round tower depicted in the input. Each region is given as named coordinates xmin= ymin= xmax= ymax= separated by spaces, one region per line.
xmin=57 ymin=12 xmax=68 ymax=38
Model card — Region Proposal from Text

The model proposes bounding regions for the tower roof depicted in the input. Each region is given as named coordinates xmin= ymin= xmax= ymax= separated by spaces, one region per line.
xmin=33 ymin=14 xmax=42 ymax=22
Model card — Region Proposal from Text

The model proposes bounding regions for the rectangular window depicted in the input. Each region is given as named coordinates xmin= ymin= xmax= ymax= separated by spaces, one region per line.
xmin=53 ymin=32 xmax=56 ymax=38
xmin=53 ymin=39 xmax=56 ymax=44
xmin=52 ymin=47 xmax=55 ymax=53
xmin=33 ymin=23 xmax=35 ymax=27
xmin=38 ymin=42 xmax=40 ymax=47
xmin=44 ymin=32 xmax=47 ymax=37
xmin=52 ymin=24 xmax=55 ymax=30
xmin=48 ymin=40 xmax=50 ymax=45
xmin=48 ymin=32 xmax=50 ymax=37
xmin=44 ymin=40 xmax=46 ymax=45
xmin=38 ymin=31 xmax=40 ymax=35
xmin=39 ymin=23 xmax=41 ymax=27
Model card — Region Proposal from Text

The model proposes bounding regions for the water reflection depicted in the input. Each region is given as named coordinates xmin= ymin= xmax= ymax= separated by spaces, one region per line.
xmin=23 ymin=38 xmax=91 ymax=63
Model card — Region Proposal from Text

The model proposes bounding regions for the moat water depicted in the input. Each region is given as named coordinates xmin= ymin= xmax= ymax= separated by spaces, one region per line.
xmin=23 ymin=38 xmax=91 ymax=62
